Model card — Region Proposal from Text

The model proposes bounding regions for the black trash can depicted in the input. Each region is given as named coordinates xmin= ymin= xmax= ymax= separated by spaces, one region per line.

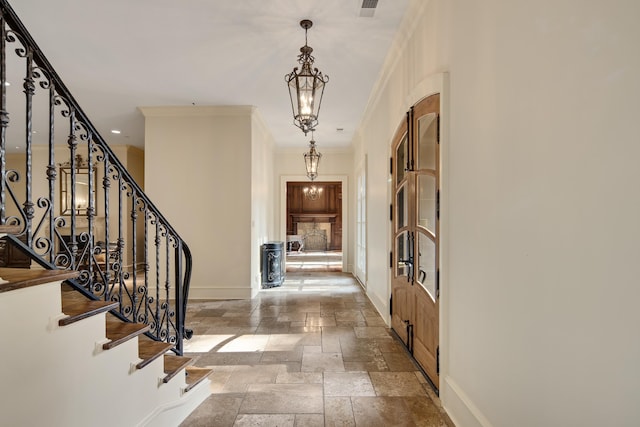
xmin=261 ymin=241 xmax=285 ymax=288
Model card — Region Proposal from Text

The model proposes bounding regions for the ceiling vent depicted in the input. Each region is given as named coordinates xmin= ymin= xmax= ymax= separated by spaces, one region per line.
xmin=359 ymin=0 xmax=378 ymax=17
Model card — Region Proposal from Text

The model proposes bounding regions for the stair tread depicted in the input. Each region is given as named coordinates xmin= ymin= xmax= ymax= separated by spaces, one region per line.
xmin=103 ymin=315 xmax=149 ymax=350
xmin=60 ymin=293 xmax=118 ymax=326
xmin=0 ymin=268 xmax=80 ymax=293
xmin=163 ymin=354 xmax=192 ymax=383
xmin=137 ymin=338 xmax=174 ymax=369
xmin=0 ymin=225 xmax=22 ymax=234
xmin=184 ymin=366 xmax=213 ymax=392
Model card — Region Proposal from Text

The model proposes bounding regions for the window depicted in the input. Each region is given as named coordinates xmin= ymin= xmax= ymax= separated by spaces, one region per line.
xmin=356 ymin=164 xmax=367 ymax=284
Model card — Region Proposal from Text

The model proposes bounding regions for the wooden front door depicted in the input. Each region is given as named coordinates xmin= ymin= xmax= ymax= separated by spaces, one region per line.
xmin=391 ymin=122 xmax=413 ymax=347
xmin=391 ymin=94 xmax=440 ymax=389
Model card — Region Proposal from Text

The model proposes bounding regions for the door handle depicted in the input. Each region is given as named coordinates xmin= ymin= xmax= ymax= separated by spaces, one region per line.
xmin=399 ymin=258 xmax=413 ymax=283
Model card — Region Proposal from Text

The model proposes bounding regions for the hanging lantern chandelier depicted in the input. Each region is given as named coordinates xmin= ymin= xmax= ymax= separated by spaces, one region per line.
xmin=303 ymin=185 xmax=323 ymax=201
xmin=304 ymin=134 xmax=322 ymax=181
xmin=285 ymin=19 xmax=329 ymax=135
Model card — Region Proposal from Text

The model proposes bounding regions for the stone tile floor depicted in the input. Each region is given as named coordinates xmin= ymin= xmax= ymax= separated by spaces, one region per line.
xmin=180 ymin=272 xmax=454 ymax=427
xmin=285 ymin=251 xmax=343 ymax=273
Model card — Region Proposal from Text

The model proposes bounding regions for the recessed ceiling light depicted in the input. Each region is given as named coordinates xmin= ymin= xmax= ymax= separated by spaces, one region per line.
xmin=111 ymin=129 xmax=121 ymax=134
xmin=4 ymin=82 xmax=10 ymax=86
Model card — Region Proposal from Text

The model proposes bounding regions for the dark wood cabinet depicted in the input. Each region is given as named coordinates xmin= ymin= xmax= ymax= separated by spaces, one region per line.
xmin=0 ymin=235 xmax=31 ymax=268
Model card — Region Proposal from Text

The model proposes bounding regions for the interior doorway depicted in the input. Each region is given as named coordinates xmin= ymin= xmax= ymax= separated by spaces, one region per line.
xmin=285 ymin=181 xmax=342 ymax=272
xmin=391 ymin=94 xmax=441 ymax=391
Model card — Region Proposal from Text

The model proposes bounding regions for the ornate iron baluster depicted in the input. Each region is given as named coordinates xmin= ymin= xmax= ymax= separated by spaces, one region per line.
xmin=67 ymin=109 xmax=78 ymax=266
xmin=175 ymin=238 xmax=184 ymax=353
xmin=0 ymin=0 xmax=193 ymax=355
xmin=117 ymin=171 xmax=125 ymax=317
xmin=154 ymin=217 xmax=161 ymax=338
xmin=46 ymin=79 xmax=56 ymax=263
xmin=22 ymin=43 xmax=34 ymax=245
xmin=164 ymin=227 xmax=170 ymax=342
xmin=102 ymin=154 xmax=111 ymax=300
xmin=86 ymin=140 xmax=95 ymax=293
xmin=0 ymin=14 xmax=7 ymax=225
xmin=130 ymin=189 xmax=138 ymax=322
xmin=143 ymin=206 xmax=150 ymax=328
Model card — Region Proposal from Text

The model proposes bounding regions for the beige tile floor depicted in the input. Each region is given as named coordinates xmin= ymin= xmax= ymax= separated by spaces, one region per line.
xmin=285 ymin=251 xmax=343 ymax=273
xmin=180 ymin=272 xmax=454 ymax=427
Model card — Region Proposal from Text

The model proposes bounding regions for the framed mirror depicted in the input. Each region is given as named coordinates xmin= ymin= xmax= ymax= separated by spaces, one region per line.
xmin=59 ymin=155 xmax=95 ymax=216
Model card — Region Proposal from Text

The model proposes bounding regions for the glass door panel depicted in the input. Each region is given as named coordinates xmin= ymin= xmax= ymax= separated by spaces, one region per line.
xmin=416 ymin=113 xmax=437 ymax=171
xmin=396 ymin=133 xmax=408 ymax=185
xmin=417 ymin=231 xmax=436 ymax=301
xmin=396 ymin=231 xmax=410 ymax=277
xmin=396 ymin=183 xmax=408 ymax=231
xmin=417 ymin=174 xmax=436 ymax=236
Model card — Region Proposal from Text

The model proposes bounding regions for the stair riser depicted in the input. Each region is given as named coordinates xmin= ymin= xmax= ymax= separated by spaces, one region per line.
xmin=0 ymin=279 xmax=205 ymax=427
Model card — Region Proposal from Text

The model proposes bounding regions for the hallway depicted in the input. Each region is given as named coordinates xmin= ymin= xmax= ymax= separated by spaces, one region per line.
xmin=180 ymin=272 xmax=453 ymax=426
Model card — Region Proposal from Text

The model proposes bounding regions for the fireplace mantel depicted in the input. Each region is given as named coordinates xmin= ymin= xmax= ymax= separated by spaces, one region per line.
xmin=290 ymin=213 xmax=337 ymax=223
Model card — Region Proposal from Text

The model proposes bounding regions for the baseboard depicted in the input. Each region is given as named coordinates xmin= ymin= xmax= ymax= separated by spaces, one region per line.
xmin=137 ymin=379 xmax=211 ymax=427
xmin=441 ymin=376 xmax=493 ymax=427
xmin=365 ymin=287 xmax=390 ymax=326
xmin=352 ymin=273 xmax=366 ymax=290
xmin=188 ymin=286 xmax=252 ymax=300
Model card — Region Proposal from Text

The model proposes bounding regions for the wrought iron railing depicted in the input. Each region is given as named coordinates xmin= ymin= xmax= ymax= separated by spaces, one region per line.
xmin=0 ymin=0 xmax=192 ymax=354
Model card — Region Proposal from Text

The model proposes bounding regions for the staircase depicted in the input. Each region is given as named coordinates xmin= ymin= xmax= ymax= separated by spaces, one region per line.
xmin=0 ymin=0 xmax=193 ymax=355
xmin=0 ymin=0 xmax=212 ymax=424
xmin=0 ymin=263 xmax=212 ymax=426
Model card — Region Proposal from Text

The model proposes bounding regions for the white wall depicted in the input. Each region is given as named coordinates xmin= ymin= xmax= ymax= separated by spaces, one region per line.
xmin=251 ymin=111 xmax=277 ymax=297
xmin=353 ymin=0 xmax=640 ymax=426
xmin=352 ymin=0 xmax=450 ymax=326
xmin=141 ymin=106 xmax=255 ymax=299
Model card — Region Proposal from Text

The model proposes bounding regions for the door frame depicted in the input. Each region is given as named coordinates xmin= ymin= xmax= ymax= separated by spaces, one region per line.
xmin=279 ymin=174 xmax=349 ymax=272
xmin=387 ymin=72 xmax=449 ymax=394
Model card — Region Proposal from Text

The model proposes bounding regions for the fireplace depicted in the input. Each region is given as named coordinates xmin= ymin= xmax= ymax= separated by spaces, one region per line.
xmin=290 ymin=213 xmax=338 ymax=251
xmin=296 ymin=222 xmax=330 ymax=251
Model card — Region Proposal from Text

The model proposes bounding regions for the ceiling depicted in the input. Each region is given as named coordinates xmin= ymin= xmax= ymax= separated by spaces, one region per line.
xmin=9 ymin=0 xmax=409 ymax=150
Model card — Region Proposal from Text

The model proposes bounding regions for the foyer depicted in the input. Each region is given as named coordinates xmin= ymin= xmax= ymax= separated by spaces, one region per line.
xmin=180 ymin=272 xmax=453 ymax=426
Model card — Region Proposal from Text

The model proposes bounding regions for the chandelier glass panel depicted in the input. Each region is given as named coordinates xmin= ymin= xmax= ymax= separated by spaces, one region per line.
xmin=304 ymin=137 xmax=322 ymax=181
xmin=285 ymin=19 xmax=329 ymax=136
xmin=303 ymin=185 xmax=323 ymax=201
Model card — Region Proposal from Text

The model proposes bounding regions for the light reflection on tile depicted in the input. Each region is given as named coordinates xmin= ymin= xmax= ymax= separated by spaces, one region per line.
xmin=182 ymin=334 xmax=235 ymax=353
xmin=180 ymin=272 xmax=453 ymax=427
xmin=217 ymin=334 xmax=270 ymax=352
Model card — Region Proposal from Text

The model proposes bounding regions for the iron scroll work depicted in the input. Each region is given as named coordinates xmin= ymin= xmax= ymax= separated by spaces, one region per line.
xmin=0 ymin=1 xmax=193 ymax=354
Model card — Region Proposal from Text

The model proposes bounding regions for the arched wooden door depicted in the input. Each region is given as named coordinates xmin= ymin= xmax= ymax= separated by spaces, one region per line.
xmin=391 ymin=94 xmax=440 ymax=389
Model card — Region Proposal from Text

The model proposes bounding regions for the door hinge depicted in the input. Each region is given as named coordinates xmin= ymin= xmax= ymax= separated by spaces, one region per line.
xmin=390 ymin=157 xmax=393 ymax=175
xmin=437 ymin=114 xmax=441 ymax=145
xmin=390 ymin=204 xmax=393 ymax=222
xmin=406 ymin=321 xmax=414 ymax=353
xmin=390 ymin=295 xmax=393 ymax=316
xmin=389 ymin=251 xmax=393 ymax=269
xmin=437 ymin=346 xmax=440 ymax=375
xmin=436 ymin=189 xmax=440 ymax=220
xmin=408 ymin=107 xmax=415 ymax=171
xmin=436 ymin=268 xmax=440 ymax=299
